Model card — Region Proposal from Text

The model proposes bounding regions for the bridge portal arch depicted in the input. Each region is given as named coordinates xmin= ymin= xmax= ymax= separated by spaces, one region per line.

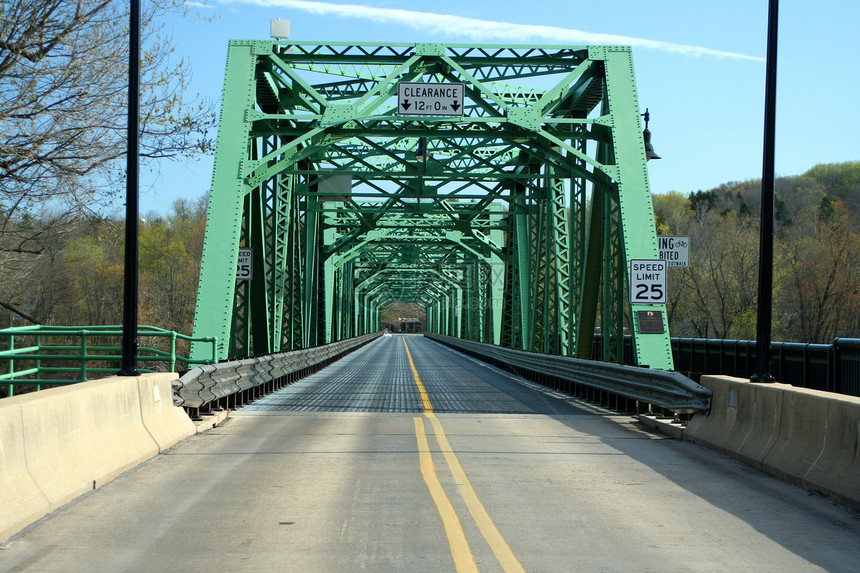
xmin=190 ymin=41 xmax=672 ymax=370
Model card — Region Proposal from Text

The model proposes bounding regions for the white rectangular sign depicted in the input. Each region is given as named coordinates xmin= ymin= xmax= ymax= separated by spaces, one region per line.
xmin=629 ymin=259 xmax=667 ymax=304
xmin=236 ymin=248 xmax=252 ymax=281
xmin=658 ymin=235 xmax=690 ymax=267
xmin=397 ymin=82 xmax=464 ymax=116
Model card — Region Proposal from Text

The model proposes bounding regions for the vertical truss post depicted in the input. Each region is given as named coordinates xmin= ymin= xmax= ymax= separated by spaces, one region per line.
xmin=500 ymin=180 xmax=531 ymax=351
xmin=323 ymin=224 xmax=338 ymax=344
xmin=603 ymin=47 xmax=674 ymax=369
xmin=463 ymin=263 xmax=476 ymax=340
xmin=265 ymin=160 xmax=293 ymax=354
xmin=369 ymin=298 xmax=381 ymax=331
xmin=339 ymin=261 xmax=355 ymax=338
xmin=303 ymin=192 xmax=321 ymax=347
xmin=499 ymin=231 xmax=518 ymax=350
xmin=577 ymin=173 xmax=606 ymax=360
xmin=249 ymin=174 xmax=270 ymax=355
xmin=511 ymin=176 xmax=535 ymax=350
xmin=191 ymin=43 xmax=256 ymax=362
xmin=453 ymin=285 xmax=463 ymax=339
xmin=567 ymin=139 xmax=588 ymax=356
xmin=360 ymin=290 xmax=371 ymax=335
xmin=230 ymin=198 xmax=251 ymax=358
xmin=543 ymin=163 xmax=572 ymax=355
xmin=601 ymin=188 xmax=625 ymax=364
xmin=489 ymin=216 xmax=505 ymax=345
xmin=285 ymin=184 xmax=304 ymax=349
xmin=477 ymin=262 xmax=490 ymax=342
xmin=448 ymin=286 xmax=458 ymax=337
xmin=530 ymin=163 xmax=563 ymax=353
xmin=354 ymin=283 xmax=363 ymax=335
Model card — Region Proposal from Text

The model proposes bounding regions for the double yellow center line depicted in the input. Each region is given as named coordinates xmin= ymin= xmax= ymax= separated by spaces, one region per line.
xmin=404 ymin=338 xmax=524 ymax=573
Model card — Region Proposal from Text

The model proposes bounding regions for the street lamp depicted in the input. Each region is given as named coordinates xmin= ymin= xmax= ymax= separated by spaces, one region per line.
xmin=751 ymin=0 xmax=779 ymax=384
xmin=642 ymin=109 xmax=661 ymax=160
xmin=119 ymin=0 xmax=141 ymax=376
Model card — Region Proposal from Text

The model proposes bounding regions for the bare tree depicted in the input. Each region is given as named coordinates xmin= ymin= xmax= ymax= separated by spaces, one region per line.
xmin=0 ymin=0 xmax=214 ymax=321
xmin=776 ymin=206 xmax=860 ymax=342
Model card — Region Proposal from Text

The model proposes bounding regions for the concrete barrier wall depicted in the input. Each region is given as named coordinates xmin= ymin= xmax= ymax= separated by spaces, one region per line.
xmin=0 ymin=373 xmax=195 ymax=542
xmin=684 ymin=375 xmax=860 ymax=509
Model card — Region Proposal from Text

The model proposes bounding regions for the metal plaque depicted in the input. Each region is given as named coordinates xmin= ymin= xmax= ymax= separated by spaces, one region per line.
xmin=636 ymin=310 xmax=665 ymax=334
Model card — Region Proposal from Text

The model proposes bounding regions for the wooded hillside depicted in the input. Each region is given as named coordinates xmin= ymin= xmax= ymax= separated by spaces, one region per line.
xmin=654 ymin=161 xmax=860 ymax=342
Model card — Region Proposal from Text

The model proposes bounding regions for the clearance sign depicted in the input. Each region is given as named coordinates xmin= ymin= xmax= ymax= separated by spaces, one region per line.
xmin=397 ymin=82 xmax=465 ymax=116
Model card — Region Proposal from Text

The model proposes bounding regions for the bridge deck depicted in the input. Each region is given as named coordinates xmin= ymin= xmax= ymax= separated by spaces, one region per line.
xmin=2 ymin=335 xmax=858 ymax=571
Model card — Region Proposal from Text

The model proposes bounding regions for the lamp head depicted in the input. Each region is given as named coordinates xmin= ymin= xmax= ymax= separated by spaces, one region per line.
xmin=641 ymin=108 xmax=661 ymax=160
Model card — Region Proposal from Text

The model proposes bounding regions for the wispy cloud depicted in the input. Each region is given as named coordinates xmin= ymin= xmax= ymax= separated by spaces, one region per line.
xmin=215 ymin=0 xmax=763 ymax=61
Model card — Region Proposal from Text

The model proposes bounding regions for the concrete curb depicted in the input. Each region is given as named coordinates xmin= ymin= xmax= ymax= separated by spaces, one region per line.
xmin=641 ymin=375 xmax=860 ymax=511
xmin=637 ymin=414 xmax=684 ymax=439
xmin=0 ymin=373 xmax=196 ymax=542
xmin=193 ymin=409 xmax=230 ymax=432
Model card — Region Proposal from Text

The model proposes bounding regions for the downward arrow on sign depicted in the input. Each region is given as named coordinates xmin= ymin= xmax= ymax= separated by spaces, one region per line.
xmin=401 ymin=99 xmax=411 ymax=110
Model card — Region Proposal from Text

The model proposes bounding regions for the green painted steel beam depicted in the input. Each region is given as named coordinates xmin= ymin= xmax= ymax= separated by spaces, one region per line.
xmin=190 ymin=43 xmax=257 ymax=361
xmin=191 ymin=40 xmax=673 ymax=370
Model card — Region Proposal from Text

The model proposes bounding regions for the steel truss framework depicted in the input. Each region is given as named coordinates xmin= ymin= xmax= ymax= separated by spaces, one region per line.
xmin=190 ymin=41 xmax=674 ymax=370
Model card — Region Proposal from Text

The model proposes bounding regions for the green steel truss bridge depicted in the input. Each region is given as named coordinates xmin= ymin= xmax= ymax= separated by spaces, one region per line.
xmin=189 ymin=41 xmax=673 ymax=370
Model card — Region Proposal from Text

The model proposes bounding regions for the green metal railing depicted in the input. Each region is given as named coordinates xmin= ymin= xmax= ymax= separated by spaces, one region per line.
xmin=0 ymin=325 xmax=217 ymax=397
xmin=592 ymin=334 xmax=860 ymax=397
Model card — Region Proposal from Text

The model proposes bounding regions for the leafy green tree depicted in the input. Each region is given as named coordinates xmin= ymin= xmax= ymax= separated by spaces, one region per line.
xmin=63 ymin=224 xmax=125 ymax=325
xmin=805 ymin=162 xmax=860 ymax=198
xmin=139 ymin=197 xmax=206 ymax=334
xmin=654 ymin=163 xmax=860 ymax=342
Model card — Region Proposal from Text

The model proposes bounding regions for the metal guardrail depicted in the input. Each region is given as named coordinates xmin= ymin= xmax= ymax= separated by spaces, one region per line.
xmin=426 ymin=333 xmax=712 ymax=414
xmin=173 ymin=332 xmax=382 ymax=417
xmin=0 ymin=325 xmax=217 ymax=397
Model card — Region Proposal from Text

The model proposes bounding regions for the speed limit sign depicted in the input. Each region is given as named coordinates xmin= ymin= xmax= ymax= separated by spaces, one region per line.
xmin=629 ymin=259 xmax=667 ymax=304
xmin=236 ymin=248 xmax=253 ymax=281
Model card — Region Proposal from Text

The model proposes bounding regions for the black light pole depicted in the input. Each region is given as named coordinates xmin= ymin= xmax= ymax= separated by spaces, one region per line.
xmin=751 ymin=0 xmax=778 ymax=383
xmin=119 ymin=0 xmax=141 ymax=376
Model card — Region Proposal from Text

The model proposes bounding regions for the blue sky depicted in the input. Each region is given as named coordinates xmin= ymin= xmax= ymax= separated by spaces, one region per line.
xmin=140 ymin=0 xmax=860 ymax=214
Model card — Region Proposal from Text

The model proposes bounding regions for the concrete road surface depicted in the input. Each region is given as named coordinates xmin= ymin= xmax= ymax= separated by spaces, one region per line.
xmin=2 ymin=335 xmax=858 ymax=572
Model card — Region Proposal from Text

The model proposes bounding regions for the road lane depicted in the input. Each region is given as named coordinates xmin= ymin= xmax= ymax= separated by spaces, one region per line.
xmin=405 ymin=337 xmax=524 ymax=572
xmin=1 ymin=334 xmax=858 ymax=572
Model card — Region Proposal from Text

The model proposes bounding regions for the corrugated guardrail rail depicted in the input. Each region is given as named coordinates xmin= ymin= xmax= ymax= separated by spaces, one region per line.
xmin=173 ymin=332 xmax=382 ymax=417
xmin=425 ymin=333 xmax=712 ymax=414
